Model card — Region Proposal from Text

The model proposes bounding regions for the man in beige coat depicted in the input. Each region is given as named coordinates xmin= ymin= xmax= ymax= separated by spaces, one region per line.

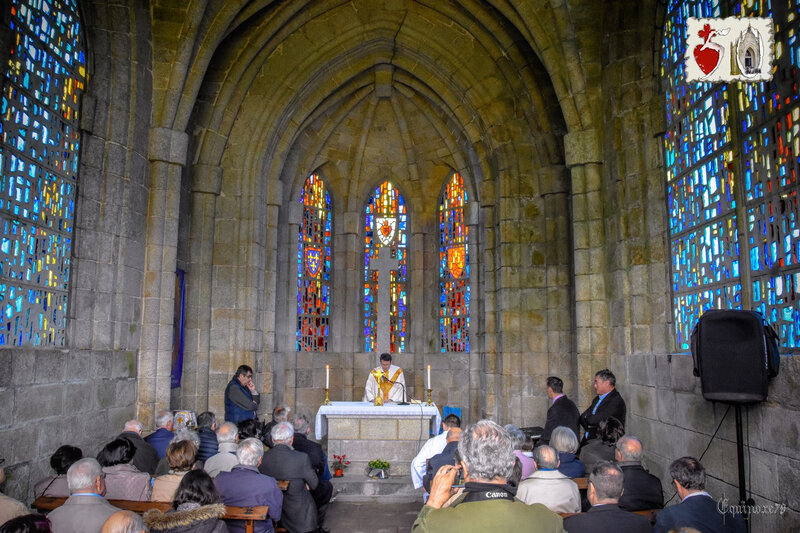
xmin=516 ymin=444 xmax=580 ymax=513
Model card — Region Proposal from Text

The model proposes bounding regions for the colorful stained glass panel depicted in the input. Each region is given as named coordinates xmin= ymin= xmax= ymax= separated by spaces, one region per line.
xmin=439 ymin=172 xmax=470 ymax=352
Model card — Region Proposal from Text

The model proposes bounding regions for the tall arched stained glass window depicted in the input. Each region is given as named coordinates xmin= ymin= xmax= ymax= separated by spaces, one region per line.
xmin=364 ymin=181 xmax=407 ymax=353
xmin=663 ymin=0 xmax=800 ymax=350
xmin=1 ymin=0 xmax=86 ymax=346
xmin=297 ymin=174 xmax=332 ymax=351
xmin=439 ymin=172 xmax=469 ymax=352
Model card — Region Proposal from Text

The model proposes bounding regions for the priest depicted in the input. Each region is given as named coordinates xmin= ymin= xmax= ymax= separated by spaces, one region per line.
xmin=364 ymin=353 xmax=406 ymax=403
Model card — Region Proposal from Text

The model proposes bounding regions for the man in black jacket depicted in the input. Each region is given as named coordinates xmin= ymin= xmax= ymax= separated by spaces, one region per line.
xmin=540 ymin=376 xmax=581 ymax=445
xmin=196 ymin=411 xmax=220 ymax=463
xmin=615 ymin=435 xmax=663 ymax=511
xmin=117 ymin=420 xmax=159 ymax=475
xmin=422 ymin=427 xmax=461 ymax=493
xmin=579 ymin=369 xmax=626 ymax=442
xmin=292 ymin=414 xmax=333 ymax=527
xmin=260 ymin=422 xmax=319 ymax=533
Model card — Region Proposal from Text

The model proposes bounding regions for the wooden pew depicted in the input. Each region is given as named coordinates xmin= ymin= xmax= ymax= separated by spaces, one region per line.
xmin=559 ymin=508 xmax=661 ymax=525
xmin=33 ymin=497 xmax=269 ymax=533
xmin=572 ymin=477 xmax=588 ymax=490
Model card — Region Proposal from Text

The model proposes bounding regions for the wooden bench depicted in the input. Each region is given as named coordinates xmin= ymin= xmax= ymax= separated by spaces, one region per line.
xmin=559 ymin=508 xmax=661 ymax=524
xmin=572 ymin=477 xmax=588 ymax=490
xmin=33 ymin=496 xmax=269 ymax=533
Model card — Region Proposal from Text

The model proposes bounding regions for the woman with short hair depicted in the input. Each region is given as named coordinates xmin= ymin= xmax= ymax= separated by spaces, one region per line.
xmin=151 ymin=440 xmax=197 ymax=502
xmin=97 ymin=437 xmax=152 ymax=501
xmin=34 ymin=445 xmax=82 ymax=498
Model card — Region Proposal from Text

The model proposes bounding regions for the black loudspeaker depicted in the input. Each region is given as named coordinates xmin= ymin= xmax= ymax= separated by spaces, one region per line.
xmin=690 ymin=309 xmax=780 ymax=404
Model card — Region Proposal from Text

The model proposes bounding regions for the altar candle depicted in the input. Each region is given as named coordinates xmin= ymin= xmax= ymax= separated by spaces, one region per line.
xmin=427 ymin=364 xmax=431 ymax=389
xmin=326 ymin=364 xmax=330 ymax=389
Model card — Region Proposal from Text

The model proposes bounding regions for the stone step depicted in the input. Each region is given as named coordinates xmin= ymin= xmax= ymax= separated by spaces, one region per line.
xmin=331 ymin=472 xmax=421 ymax=504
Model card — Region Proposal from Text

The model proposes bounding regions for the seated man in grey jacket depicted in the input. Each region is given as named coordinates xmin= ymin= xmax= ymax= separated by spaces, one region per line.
xmin=47 ymin=458 xmax=120 ymax=533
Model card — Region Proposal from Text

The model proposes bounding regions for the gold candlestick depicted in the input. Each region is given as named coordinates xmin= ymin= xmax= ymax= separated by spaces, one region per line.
xmin=323 ymin=388 xmax=331 ymax=405
xmin=426 ymin=388 xmax=433 ymax=406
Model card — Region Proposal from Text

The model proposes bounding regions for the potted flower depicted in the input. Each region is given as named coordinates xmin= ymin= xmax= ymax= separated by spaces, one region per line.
xmin=367 ymin=459 xmax=390 ymax=479
xmin=331 ymin=454 xmax=350 ymax=477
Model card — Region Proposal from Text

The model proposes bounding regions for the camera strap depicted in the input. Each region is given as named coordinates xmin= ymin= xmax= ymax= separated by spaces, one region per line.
xmin=458 ymin=481 xmax=516 ymax=504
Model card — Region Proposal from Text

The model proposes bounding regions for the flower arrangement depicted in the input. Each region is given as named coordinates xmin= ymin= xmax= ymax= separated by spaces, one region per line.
xmin=331 ymin=454 xmax=350 ymax=471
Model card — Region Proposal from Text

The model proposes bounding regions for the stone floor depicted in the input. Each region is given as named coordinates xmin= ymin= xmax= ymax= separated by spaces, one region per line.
xmin=325 ymin=500 xmax=423 ymax=532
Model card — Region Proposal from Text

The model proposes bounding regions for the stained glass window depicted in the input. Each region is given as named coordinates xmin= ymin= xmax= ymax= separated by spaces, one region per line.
xmin=1 ymin=0 xmax=85 ymax=346
xmin=363 ymin=181 xmax=407 ymax=352
xmin=297 ymin=174 xmax=332 ymax=351
xmin=664 ymin=0 xmax=800 ymax=350
xmin=439 ymin=172 xmax=470 ymax=352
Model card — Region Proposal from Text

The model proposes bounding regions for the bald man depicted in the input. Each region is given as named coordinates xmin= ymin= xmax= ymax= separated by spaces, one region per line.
xmin=101 ymin=510 xmax=146 ymax=533
xmin=615 ymin=435 xmax=663 ymax=511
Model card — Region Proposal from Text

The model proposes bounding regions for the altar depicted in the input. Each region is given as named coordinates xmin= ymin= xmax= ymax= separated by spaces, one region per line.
xmin=315 ymin=401 xmax=441 ymax=479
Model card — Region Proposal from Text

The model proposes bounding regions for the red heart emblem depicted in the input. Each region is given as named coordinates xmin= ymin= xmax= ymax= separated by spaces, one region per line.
xmin=693 ymin=45 xmax=720 ymax=75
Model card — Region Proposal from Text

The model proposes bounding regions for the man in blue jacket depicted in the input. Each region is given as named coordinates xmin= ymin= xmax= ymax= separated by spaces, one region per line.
xmin=225 ymin=364 xmax=261 ymax=423
xmin=144 ymin=410 xmax=175 ymax=459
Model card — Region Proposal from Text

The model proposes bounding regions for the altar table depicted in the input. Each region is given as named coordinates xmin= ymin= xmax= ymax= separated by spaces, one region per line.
xmin=315 ymin=401 xmax=441 ymax=476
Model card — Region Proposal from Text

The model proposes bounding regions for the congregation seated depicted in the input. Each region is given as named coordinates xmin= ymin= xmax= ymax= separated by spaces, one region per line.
xmin=34 ymin=445 xmax=82 ymax=499
xmin=155 ymin=428 xmax=204 ymax=476
xmin=152 ymin=440 xmax=196 ymax=502
xmin=101 ymin=510 xmax=146 ymax=533
xmin=143 ymin=470 xmax=227 ymax=533
xmin=118 ymin=420 xmax=159 ymax=475
xmin=653 ymin=457 xmax=745 ymax=533
xmin=423 ymin=427 xmax=461 ymax=493
xmin=205 ymin=422 xmax=240 ymax=478
xmin=615 ymin=436 xmax=663 ymax=512
xmin=291 ymin=414 xmax=333 ymax=528
xmin=196 ymin=411 xmax=220 ymax=463
xmin=413 ymin=420 xmax=565 ymax=532
xmin=146 ymin=410 xmax=177 ymax=459
xmin=551 ymin=426 xmax=585 ymax=478
xmin=0 ymin=468 xmax=29 ymax=527
xmin=505 ymin=425 xmax=535 ymax=479
xmin=97 ymin=438 xmax=152 ymax=501
xmin=259 ymin=422 xmax=319 ymax=533
xmin=0 ymin=513 xmax=51 ymax=533
xmin=563 ymin=461 xmax=651 ymax=533
xmin=517 ymin=444 xmax=580 ymax=513
xmin=47 ymin=458 xmax=120 ymax=533
xmin=215 ymin=438 xmax=283 ymax=533
xmin=579 ymin=417 xmax=624 ymax=473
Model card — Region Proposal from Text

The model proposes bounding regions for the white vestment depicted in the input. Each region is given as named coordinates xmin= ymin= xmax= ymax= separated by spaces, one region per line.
xmin=363 ymin=364 xmax=406 ymax=402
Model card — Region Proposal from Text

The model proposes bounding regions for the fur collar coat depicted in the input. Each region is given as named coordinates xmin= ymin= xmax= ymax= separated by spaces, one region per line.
xmin=143 ymin=502 xmax=228 ymax=533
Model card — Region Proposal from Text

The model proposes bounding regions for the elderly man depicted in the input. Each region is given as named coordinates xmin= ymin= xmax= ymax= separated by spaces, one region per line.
xmin=423 ymin=427 xmax=461 ymax=493
xmin=205 ymin=421 xmax=240 ymax=478
xmin=363 ymin=352 xmax=406 ymax=403
xmin=215 ymin=438 xmax=283 ymax=533
xmin=117 ymin=419 xmax=159 ymax=475
xmin=196 ymin=411 xmax=220 ymax=462
xmin=579 ymin=369 xmax=626 ymax=442
xmin=413 ymin=420 xmax=565 ymax=532
xmin=47 ymin=458 xmax=120 ymax=533
xmin=0 ymin=466 xmax=28 ymax=525
xmin=145 ymin=410 xmax=176 ymax=459
xmin=260 ymin=422 xmax=320 ymax=533
xmin=517 ymin=444 xmax=580 ymax=513
xmin=653 ymin=457 xmax=746 ymax=533
xmin=262 ymin=404 xmax=292 ymax=448
xmin=411 ymin=413 xmax=461 ymax=492
xmin=541 ymin=376 xmax=581 ymax=445
xmin=291 ymin=414 xmax=333 ymax=526
xmin=563 ymin=461 xmax=651 ymax=533
xmin=615 ymin=435 xmax=663 ymax=511
xmin=224 ymin=364 xmax=261 ymax=423
xmin=101 ymin=510 xmax=146 ymax=533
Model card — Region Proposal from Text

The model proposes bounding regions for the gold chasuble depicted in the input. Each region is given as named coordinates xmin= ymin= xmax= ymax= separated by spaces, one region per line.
xmin=363 ymin=364 xmax=406 ymax=403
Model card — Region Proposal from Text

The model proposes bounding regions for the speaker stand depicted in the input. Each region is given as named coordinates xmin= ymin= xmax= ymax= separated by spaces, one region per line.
xmin=734 ymin=404 xmax=753 ymax=531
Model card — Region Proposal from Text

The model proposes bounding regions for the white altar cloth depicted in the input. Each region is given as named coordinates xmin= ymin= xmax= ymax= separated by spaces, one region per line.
xmin=314 ymin=401 xmax=441 ymax=440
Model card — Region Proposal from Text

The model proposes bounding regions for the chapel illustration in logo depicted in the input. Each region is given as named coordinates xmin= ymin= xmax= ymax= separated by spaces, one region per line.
xmin=685 ymin=17 xmax=774 ymax=83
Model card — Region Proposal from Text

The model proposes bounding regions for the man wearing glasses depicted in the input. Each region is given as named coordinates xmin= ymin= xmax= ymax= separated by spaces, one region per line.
xmin=225 ymin=365 xmax=261 ymax=423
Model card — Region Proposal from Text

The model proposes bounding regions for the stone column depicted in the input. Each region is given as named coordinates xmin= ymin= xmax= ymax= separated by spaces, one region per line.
xmin=338 ymin=211 xmax=360 ymax=400
xmin=181 ymin=163 xmax=222 ymax=414
xmin=564 ymin=128 xmax=607 ymax=407
xmin=466 ymin=201 xmax=481 ymax=420
xmin=137 ymin=127 xmax=188 ymax=427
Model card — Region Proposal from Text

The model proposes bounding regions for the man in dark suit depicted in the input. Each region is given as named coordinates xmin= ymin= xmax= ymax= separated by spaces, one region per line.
xmin=423 ymin=427 xmax=461 ymax=493
xmin=144 ymin=410 xmax=175 ymax=458
xmin=118 ymin=419 xmax=159 ymax=475
xmin=260 ymin=421 xmax=320 ymax=533
xmin=291 ymin=414 xmax=333 ymax=528
xmin=563 ymin=461 xmax=651 ymax=533
xmin=540 ymin=376 xmax=581 ymax=444
xmin=615 ymin=436 xmax=663 ymax=511
xmin=653 ymin=457 xmax=746 ymax=533
xmin=579 ymin=369 xmax=626 ymax=442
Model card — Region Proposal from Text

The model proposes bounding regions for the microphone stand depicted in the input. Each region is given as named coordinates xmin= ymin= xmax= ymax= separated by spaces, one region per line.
xmin=381 ymin=376 xmax=410 ymax=405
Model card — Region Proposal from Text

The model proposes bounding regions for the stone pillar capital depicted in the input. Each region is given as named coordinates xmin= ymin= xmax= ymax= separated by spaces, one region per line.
xmin=192 ymin=164 xmax=222 ymax=195
xmin=564 ymin=128 xmax=602 ymax=168
xmin=149 ymin=127 xmax=189 ymax=165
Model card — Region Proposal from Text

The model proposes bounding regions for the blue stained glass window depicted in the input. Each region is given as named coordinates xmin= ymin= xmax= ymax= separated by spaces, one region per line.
xmin=297 ymin=174 xmax=332 ymax=351
xmin=1 ymin=0 xmax=85 ymax=346
xmin=664 ymin=0 xmax=800 ymax=350
xmin=439 ymin=172 xmax=470 ymax=352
